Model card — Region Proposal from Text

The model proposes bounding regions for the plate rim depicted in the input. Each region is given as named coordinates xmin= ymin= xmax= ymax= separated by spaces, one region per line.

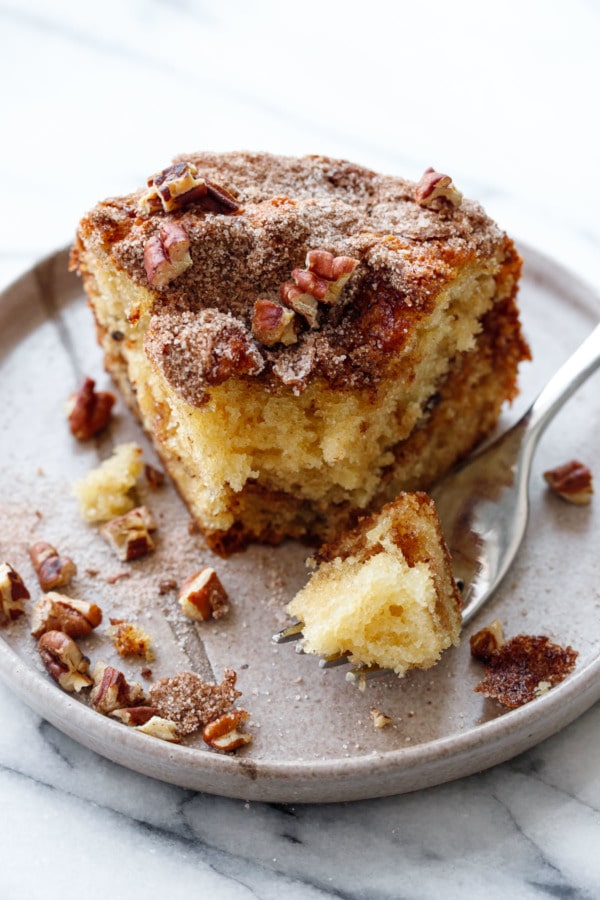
xmin=1 ymin=242 xmax=599 ymax=803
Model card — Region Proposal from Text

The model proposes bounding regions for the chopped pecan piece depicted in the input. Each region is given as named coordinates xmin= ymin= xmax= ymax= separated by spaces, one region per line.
xmin=135 ymin=716 xmax=182 ymax=743
xmin=415 ymin=167 xmax=462 ymax=208
xmin=203 ymin=709 xmax=252 ymax=751
xmin=38 ymin=631 xmax=93 ymax=692
xmin=251 ymin=299 xmax=298 ymax=347
xmin=99 ymin=506 xmax=157 ymax=561
xmin=29 ymin=541 xmax=77 ymax=592
xmin=369 ymin=707 xmax=392 ymax=729
xmin=31 ymin=592 xmax=102 ymax=639
xmin=109 ymin=705 xmax=160 ymax=726
xmin=66 ymin=376 xmax=115 ymax=440
xmin=178 ymin=567 xmax=229 ymax=621
xmin=144 ymin=221 xmax=193 ymax=289
xmin=0 ymin=562 xmax=30 ymax=626
xmin=279 ymin=249 xmax=359 ymax=327
xmin=90 ymin=662 xmax=146 ymax=714
xmin=469 ymin=619 xmax=505 ymax=663
xmin=543 ymin=459 xmax=593 ymax=505
xmin=279 ymin=282 xmax=320 ymax=328
xmin=140 ymin=161 xmax=240 ymax=215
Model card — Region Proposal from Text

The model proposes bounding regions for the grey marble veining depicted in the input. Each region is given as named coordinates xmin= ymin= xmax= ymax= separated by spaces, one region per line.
xmin=1 ymin=0 xmax=599 ymax=897
xmin=2 ymin=682 xmax=599 ymax=898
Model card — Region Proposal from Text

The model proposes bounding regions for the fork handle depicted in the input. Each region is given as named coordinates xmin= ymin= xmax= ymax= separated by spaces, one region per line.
xmin=526 ymin=321 xmax=600 ymax=442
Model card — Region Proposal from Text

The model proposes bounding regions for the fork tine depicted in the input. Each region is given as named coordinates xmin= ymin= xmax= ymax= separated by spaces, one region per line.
xmin=345 ymin=663 xmax=385 ymax=683
xmin=272 ymin=623 xmax=388 ymax=678
xmin=318 ymin=651 xmax=350 ymax=668
xmin=272 ymin=621 xmax=304 ymax=643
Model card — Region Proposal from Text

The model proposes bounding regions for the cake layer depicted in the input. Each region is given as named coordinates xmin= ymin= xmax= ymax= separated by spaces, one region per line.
xmin=72 ymin=152 xmax=529 ymax=552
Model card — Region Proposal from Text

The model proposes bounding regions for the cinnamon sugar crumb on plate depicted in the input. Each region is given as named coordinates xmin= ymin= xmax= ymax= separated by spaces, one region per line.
xmin=148 ymin=669 xmax=241 ymax=735
xmin=474 ymin=634 xmax=578 ymax=708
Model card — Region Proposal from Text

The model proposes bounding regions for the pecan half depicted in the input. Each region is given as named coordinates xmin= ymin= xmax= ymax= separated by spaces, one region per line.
xmin=29 ymin=541 xmax=77 ymax=592
xmin=543 ymin=459 xmax=594 ymax=505
xmin=144 ymin=221 xmax=193 ymax=289
xmin=202 ymin=709 xmax=252 ymax=751
xmin=67 ymin=376 xmax=115 ymax=440
xmin=415 ymin=167 xmax=462 ymax=208
xmin=38 ymin=631 xmax=93 ymax=692
xmin=31 ymin=592 xmax=103 ymax=639
xmin=0 ymin=562 xmax=30 ymax=626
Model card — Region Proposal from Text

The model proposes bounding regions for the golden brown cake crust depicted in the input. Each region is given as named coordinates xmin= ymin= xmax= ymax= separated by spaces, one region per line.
xmin=74 ymin=152 xmax=510 ymax=400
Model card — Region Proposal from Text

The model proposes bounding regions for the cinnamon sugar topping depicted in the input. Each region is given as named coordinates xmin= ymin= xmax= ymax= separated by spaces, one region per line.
xmin=76 ymin=152 xmax=505 ymax=402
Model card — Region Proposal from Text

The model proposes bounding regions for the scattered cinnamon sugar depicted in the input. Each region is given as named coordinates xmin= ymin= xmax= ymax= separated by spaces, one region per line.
xmin=148 ymin=669 xmax=241 ymax=735
xmin=474 ymin=634 xmax=578 ymax=708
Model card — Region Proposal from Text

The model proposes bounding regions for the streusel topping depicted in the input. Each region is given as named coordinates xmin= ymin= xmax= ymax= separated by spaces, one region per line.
xmin=76 ymin=152 xmax=507 ymax=402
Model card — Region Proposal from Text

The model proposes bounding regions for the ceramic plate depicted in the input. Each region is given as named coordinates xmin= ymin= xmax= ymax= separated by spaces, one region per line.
xmin=0 ymin=245 xmax=598 ymax=803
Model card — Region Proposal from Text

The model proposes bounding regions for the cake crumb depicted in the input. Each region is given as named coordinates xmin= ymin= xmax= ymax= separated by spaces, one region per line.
xmin=73 ymin=443 xmax=143 ymax=523
xmin=109 ymin=618 xmax=154 ymax=661
xmin=369 ymin=707 xmax=392 ymax=729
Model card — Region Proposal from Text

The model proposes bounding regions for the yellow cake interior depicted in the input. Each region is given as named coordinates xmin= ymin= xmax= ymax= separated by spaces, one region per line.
xmin=81 ymin=247 xmax=521 ymax=550
xmin=286 ymin=493 xmax=462 ymax=675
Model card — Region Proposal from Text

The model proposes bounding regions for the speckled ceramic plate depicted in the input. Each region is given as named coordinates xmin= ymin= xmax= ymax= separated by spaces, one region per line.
xmin=0 ymin=244 xmax=598 ymax=803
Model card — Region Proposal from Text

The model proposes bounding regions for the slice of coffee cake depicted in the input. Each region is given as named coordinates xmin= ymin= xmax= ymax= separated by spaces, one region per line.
xmin=72 ymin=152 xmax=529 ymax=554
xmin=287 ymin=493 xmax=462 ymax=675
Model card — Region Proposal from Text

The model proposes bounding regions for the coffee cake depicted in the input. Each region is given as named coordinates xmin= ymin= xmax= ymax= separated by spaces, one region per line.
xmin=72 ymin=152 xmax=529 ymax=553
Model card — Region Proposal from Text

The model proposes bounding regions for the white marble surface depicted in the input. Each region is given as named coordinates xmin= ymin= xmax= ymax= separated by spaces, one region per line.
xmin=1 ymin=1 xmax=599 ymax=896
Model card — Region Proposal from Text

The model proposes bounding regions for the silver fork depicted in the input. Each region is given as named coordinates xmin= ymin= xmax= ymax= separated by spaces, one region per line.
xmin=274 ymin=322 xmax=600 ymax=679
